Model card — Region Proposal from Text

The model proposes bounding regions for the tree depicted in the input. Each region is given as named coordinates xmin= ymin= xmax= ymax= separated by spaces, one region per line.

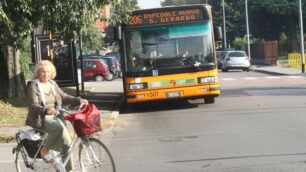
xmin=161 ymin=0 xmax=206 ymax=6
xmin=248 ymin=0 xmax=306 ymax=51
xmin=103 ymin=0 xmax=139 ymax=48
xmin=208 ymin=0 xmax=246 ymax=43
xmin=82 ymin=25 xmax=104 ymax=52
xmin=0 ymin=0 xmax=36 ymax=99
xmin=162 ymin=0 xmax=306 ymax=52
xmin=0 ymin=0 xmax=119 ymax=99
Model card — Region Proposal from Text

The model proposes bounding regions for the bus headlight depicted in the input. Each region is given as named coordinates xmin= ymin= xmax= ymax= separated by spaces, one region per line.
xmin=198 ymin=76 xmax=217 ymax=84
xmin=129 ymin=83 xmax=147 ymax=90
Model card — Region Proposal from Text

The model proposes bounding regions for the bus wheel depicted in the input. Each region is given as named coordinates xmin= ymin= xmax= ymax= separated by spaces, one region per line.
xmin=204 ymin=96 xmax=215 ymax=104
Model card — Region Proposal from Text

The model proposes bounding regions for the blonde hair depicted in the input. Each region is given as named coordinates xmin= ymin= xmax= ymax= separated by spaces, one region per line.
xmin=32 ymin=60 xmax=57 ymax=80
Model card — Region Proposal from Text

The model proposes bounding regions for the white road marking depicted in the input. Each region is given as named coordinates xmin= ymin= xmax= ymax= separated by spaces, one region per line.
xmin=243 ymin=77 xmax=257 ymax=80
xmin=220 ymin=75 xmax=303 ymax=82
xmin=0 ymin=160 xmax=14 ymax=163
xmin=221 ymin=78 xmax=235 ymax=81
xmin=286 ymin=76 xmax=303 ymax=79
xmin=264 ymin=76 xmax=280 ymax=79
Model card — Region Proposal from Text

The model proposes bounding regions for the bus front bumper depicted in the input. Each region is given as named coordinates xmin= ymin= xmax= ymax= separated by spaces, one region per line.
xmin=126 ymin=84 xmax=220 ymax=103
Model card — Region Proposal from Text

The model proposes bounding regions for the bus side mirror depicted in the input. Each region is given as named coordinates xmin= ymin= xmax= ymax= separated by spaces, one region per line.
xmin=114 ymin=26 xmax=122 ymax=40
xmin=214 ymin=26 xmax=222 ymax=42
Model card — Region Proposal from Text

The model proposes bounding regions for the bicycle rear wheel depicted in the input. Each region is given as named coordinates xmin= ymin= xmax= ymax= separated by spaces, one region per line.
xmin=78 ymin=137 xmax=115 ymax=172
xmin=14 ymin=144 xmax=56 ymax=172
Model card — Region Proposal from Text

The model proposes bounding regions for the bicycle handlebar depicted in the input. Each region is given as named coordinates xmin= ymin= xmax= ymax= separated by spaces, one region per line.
xmin=56 ymin=102 xmax=86 ymax=116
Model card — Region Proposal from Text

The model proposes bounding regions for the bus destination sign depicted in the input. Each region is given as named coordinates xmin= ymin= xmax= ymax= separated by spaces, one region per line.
xmin=128 ymin=8 xmax=205 ymax=26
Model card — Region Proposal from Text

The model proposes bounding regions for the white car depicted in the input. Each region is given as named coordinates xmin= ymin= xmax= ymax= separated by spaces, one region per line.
xmin=221 ymin=51 xmax=251 ymax=72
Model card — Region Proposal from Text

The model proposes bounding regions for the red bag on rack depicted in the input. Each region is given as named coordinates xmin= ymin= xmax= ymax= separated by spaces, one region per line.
xmin=64 ymin=104 xmax=102 ymax=137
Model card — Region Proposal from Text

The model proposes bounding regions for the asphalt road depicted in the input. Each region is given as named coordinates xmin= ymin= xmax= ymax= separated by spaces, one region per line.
xmin=108 ymin=71 xmax=306 ymax=172
xmin=2 ymin=71 xmax=306 ymax=172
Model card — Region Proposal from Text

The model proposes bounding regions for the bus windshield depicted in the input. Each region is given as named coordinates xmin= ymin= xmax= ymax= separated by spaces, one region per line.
xmin=125 ymin=22 xmax=214 ymax=73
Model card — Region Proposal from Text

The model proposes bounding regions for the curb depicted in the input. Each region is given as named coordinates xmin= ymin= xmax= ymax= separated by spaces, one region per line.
xmin=100 ymin=95 xmax=124 ymax=134
xmin=66 ymin=94 xmax=124 ymax=137
xmin=251 ymin=68 xmax=287 ymax=76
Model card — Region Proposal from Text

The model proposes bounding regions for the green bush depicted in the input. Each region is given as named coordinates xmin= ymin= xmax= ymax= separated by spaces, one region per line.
xmin=21 ymin=38 xmax=32 ymax=80
xmin=232 ymin=36 xmax=264 ymax=49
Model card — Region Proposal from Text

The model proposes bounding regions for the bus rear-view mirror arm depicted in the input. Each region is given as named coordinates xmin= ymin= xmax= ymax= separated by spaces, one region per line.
xmin=114 ymin=26 xmax=122 ymax=40
xmin=214 ymin=26 xmax=222 ymax=42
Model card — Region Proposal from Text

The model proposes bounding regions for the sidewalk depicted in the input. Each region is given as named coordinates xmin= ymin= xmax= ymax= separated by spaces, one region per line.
xmin=252 ymin=65 xmax=305 ymax=76
xmin=0 ymin=79 xmax=124 ymax=143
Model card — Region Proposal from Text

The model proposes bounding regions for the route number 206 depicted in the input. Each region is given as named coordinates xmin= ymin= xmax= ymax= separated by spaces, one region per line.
xmin=129 ymin=15 xmax=142 ymax=25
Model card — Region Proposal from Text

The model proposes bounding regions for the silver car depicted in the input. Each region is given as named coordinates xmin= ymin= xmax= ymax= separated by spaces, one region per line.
xmin=220 ymin=51 xmax=250 ymax=72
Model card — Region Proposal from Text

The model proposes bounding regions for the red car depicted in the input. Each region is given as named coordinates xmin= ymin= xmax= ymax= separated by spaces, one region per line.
xmin=78 ymin=59 xmax=112 ymax=81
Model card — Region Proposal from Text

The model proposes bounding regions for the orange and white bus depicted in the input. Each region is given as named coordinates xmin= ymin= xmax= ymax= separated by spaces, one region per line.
xmin=116 ymin=4 xmax=221 ymax=104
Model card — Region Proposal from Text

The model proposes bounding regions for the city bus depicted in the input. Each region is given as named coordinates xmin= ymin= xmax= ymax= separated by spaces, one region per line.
xmin=116 ymin=4 xmax=221 ymax=104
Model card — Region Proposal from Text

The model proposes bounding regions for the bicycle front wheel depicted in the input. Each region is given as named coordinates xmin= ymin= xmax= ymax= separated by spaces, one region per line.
xmin=14 ymin=144 xmax=56 ymax=172
xmin=78 ymin=137 xmax=115 ymax=172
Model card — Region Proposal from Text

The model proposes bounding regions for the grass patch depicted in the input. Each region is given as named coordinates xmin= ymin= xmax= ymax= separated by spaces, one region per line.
xmin=277 ymin=55 xmax=288 ymax=60
xmin=0 ymin=99 xmax=27 ymax=127
xmin=0 ymin=87 xmax=89 ymax=127
xmin=0 ymin=133 xmax=15 ymax=143
xmin=0 ymin=87 xmax=89 ymax=137
xmin=61 ymin=87 xmax=91 ymax=98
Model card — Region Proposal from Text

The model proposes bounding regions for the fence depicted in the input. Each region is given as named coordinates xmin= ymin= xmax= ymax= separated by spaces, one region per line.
xmin=251 ymin=41 xmax=278 ymax=65
xmin=288 ymin=53 xmax=306 ymax=68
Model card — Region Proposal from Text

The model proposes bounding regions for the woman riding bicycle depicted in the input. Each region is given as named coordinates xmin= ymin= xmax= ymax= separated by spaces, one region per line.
xmin=25 ymin=60 xmax=88 ymax=171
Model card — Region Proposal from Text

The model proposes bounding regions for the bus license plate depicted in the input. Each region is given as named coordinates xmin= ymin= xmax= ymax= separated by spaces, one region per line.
xmin=166 ymin=92 xmax=181 ymax=98
xmin=147 ymin=91 xmax=158 ymax=97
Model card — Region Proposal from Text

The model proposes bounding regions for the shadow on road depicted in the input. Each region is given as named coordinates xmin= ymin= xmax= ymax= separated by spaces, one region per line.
xmin=120 ymin=99 xmax=199 ymax=114
xmin=87 ymin=92 xmax=123 ymax=112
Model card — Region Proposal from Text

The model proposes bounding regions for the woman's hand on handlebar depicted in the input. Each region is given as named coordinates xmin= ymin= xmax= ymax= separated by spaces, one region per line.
xmin=81 ymin=99 xmax=89 ymax=105
xmin=45 ymin=107 xmax=59 ymax=116
xmin=79 ymin=99 xmax=89 ymax=109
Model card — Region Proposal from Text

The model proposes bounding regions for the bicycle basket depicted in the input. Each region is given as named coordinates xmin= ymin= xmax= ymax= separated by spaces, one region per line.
xmin=64 ymin=103 xmax=102 ymax=137
xmin=21 ymin=139 xmax=42 ymax=158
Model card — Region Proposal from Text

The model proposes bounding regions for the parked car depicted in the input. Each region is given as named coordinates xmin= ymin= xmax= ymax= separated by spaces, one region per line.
xmin=220 ymin=51 xmax=250 ymax=72
xmin=105 ymin=52 xmax=121 ymax=62
xmin=77 ymin=59 xmax=112 ymax=81
xmin=79 ymin=54 xmax=121 ymax=79
xmin=216 ymin=50 xmax=229 ymax=69
xmin=78 ymin=54 xmax=101 ymax=60
xmin=101 ymin=55 xmax=122 ymax=78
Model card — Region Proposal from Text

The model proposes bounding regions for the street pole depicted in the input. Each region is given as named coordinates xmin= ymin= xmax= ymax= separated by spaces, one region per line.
xmin=222 ymin=0 xmax=227 ymax=50
xmin=48 ymin=31 xmax=54 ymax=62
xmin=298 ymin=0 xmax=305 ymax=73
xmin=245 ymin=0 xmax=251 ymax=59
xmin=79 ymin=30 xmax=84 ymax=93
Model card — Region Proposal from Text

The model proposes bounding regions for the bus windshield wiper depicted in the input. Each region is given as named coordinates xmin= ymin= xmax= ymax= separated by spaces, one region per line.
xmin=184 ymin=58 xmax=202 ymax=70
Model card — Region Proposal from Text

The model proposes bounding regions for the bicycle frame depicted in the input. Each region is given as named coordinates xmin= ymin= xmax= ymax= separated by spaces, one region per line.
xmin=15 ymin=103 xmax=106 ymax=171
xmin=62 ymin=133 xmax=104 ymax=168
xmin=61 ymin=134 xmax=81 ymax=166
xmin=16 ymin=129 xmax=98 ymax=170
xmin=58 ymin=131 xmax=104 ymax=170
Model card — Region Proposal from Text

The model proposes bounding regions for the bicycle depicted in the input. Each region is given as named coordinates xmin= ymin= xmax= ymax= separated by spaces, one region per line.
xmin=12 ymin=103 xmax=116 ymax=172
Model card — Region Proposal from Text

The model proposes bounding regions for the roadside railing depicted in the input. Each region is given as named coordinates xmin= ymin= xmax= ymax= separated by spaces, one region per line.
xmin=288 ymin=53 xmax=306 ymax=68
